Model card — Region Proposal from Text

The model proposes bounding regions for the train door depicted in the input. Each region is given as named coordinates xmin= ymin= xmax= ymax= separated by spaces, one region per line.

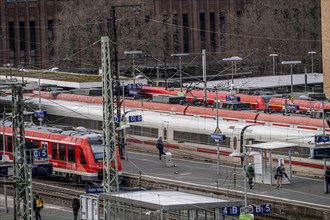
xmin=162 ymin=121 xmax=169 ymax=142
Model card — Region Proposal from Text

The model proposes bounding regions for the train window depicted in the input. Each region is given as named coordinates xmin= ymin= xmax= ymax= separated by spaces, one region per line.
xmin=32 ymin=140 xmax=39 ymax=148
xmin=52 ymin=144 xmax=57 ymax=160
xmin=68 ymin=145 xmax=75 ymax=163
xmin=80 ymin=149 xmax=86 ymax=165
xmin=0 ymin=136 xmax=3 ymax=149
xmin=59 ymin=144 xmax=66 ymax=161
xmin=173 ymin=130 xmax=230 ymax=148
xmin=127 ymin=125 xmax=158 ymax=138
xmin=8 ymin=138 xmax=12 ymax=152
xmin=90 ymin=140 xmax=103 ymax=163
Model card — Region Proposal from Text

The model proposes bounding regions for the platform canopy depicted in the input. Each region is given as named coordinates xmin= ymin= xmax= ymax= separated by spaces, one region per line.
xmin=100 ymin=189 xmax=243 ymax=211
xmin=245 ymin=141 xmax=297 ymax=150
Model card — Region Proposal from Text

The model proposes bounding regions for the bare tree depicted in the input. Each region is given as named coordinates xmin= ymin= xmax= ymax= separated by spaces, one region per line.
xmin=226 ymin=0 xmax=321 ymax=75
xmin=51 ymin=0 xmax=165 ymax=72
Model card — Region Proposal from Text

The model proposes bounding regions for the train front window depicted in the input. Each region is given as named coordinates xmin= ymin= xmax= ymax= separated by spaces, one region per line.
xmin=89 ymin=139 xmax=104 ymax=162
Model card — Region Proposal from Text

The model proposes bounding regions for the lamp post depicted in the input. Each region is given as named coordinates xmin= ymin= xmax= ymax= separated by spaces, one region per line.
xmin=229 ymin=151 xmax=258 ymax=215
xmin=299 ymin=95 xmax=325 ymax=135
xmin=222 ymin=56 xmax=242 ymax=93
xmin=171 ymin=53 xmax=190 ymax=92
xmin=281 ymin=60 xmax=301 ymax=98
xmin=269 ymin=54 xmax=278 ymax=76
xmin=215 ymin=89 xmax=220 ymax=175
xmin=308 ymin=51 xmax=316 ymax=73
xmin=124 ymin=51 xmax=143 ymax=86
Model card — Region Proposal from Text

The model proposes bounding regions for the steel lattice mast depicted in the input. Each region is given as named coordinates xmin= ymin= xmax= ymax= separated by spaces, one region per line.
xmin=101 ymin=36 xmax=119 ymax=220
xmin=12 ymin=83 xmax=33 ymax=220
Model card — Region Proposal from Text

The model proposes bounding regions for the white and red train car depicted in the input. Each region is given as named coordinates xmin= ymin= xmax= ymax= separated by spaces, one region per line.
xmin=0 ymin=124 xmax=122 ymax=183
xmin=139 ymin=86 xmax=267 ymax=109
xmin=15 ymin=96 xmax=329 ymax=176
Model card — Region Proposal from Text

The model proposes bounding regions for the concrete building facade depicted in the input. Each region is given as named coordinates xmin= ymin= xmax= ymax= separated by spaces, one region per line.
xmin=321 ymin=0 xmax=330 ymax=99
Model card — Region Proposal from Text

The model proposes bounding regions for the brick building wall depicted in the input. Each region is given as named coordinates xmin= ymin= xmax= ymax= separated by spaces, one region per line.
xmin=0 ymin=0 xmax=246 ymax=69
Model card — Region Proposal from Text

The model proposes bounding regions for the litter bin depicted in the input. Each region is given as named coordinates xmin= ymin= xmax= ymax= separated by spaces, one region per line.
xmin=164 ymin=152 xmax=173 ymax=167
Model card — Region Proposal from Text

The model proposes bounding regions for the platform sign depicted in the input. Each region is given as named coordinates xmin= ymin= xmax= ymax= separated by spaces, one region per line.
xmin=210 ymin=133 xmax=226 ymax=141
xmin=33 ymin=149 xmax=47 ymax=159
xmin=127 ymin=83 xmax=143 ymax=90
xmin=310 ymin=147 xmax=330 ymax=159
xmin=222 ymin=206 xmax=241 ymax=216
xmin=34 ymin=110 xmax=47 ymax=118
xmin=314 ymin=134 xmax=330 ymax=143
xmin=252 ymin=204 xmax=272 ymax=214
xmin=226 ymin=95 xmax=240 ymax=102
xmin=129 ymin=90 xmax=140 ymax=95
xmin=129 ymin=115 xmax=142 ymax=122
xmin=285 ymin=104 xmax=299 ymax=111
xmin=114 ymin=117 xmax=120 ymax=123
xmin=85 ymin=186 xmax=104 ymax=194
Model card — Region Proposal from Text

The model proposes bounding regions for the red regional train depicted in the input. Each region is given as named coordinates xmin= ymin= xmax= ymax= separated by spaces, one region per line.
xmin=0 ymin=124 xmax=122 ymax=183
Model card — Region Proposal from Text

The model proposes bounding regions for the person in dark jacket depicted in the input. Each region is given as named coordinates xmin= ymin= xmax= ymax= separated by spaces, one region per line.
xmin=156 ymin=136 xmax=166 ymax=160
xmin=325 ymin=167 xmax=330 ymax=194
xmin=245 ymin=163 xmax=255 ymax=189
xmin=72 ymin=197 xmax=80 ymax=220
xmin=276 ymin=164 xmax=287 ymax=188
xmin=33 ymin=193 xmax=43 ymax=220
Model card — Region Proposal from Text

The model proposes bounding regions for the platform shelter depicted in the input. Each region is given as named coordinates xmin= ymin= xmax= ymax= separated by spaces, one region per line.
xmin=99 ymin=189 xmax=244 ymax=220
xmin=245 ymin=141 xmax=296 ymax=185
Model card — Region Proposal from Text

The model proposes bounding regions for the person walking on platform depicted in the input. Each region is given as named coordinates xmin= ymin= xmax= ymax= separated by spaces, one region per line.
xmin=72 ymin=197 xmax=80 ymax=220
xmin=33 ymin=193 xmax=43 ymax=220
xmin=325 ymin=167 xmax=330 ymax=194
xmin=156 ymin=136 xmax=166 ymax=160
xmin=245 ymin=163 xmax=255 ymax=189
xmin=276 ymin=164 xmax=287 ymax=188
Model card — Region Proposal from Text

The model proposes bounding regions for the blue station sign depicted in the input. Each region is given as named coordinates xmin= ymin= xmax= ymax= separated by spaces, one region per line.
xmin=129 ymin=115 xmax=142 ymax=122
xmin=86 ymin=186 xmax=104 ymax=194
xmin=221 ymin=206 xmax=241 ymax=216
xmin=315 ymin=134 xmax=330 ymax=143
xmin=210 ymin=133 xmax=226 ymax=141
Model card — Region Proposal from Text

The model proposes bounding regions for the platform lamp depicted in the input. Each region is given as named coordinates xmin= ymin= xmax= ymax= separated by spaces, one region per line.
xmin=269 ymin=54 xmax=278 ymax=76
xmin=229 ymin=151 xmax=259 ymax=215
xmin=299 ymin=95 xmax=325 ymax=135
xmin=308 ymin=51 xmax=316 ymax=73
xmin=281 ymin=60 xmax=301 ymax=99
xmin=124 ymin=51 xmax=143 ymax=85
xmin=222 ymin=56 xmax=242 ymax=93
xmin=170 ymin=53 xmax=190 ymax=92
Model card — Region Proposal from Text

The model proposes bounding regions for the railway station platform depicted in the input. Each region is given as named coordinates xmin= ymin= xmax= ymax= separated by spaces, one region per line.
xmin=0 ymin=195 xmax=75 ymax=220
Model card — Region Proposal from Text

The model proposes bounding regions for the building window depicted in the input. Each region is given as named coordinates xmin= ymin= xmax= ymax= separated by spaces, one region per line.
xmin=162 ymin=15 xmax=170 ymax=54
xmin=200 ymin=13 xmax=205 ymax=49
xmin=182 ymin=13 xmax=189 ymax=53
xmin=220 ymin=12 xmax=226 ymax=52
xmin=210 ymin=12 xmax=216 ymax=52
xmin=19 ymin=21 xmax=25 ymax=65
xmin=172 ymin=14 xmax=179 ymax=53
xmin=48 ymin=20 xmax=54 ymax=58
xmin=30 ymin=21 xmax=36 ymax=65
xmin=9 ymin=22 xmax=15 ymax=64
